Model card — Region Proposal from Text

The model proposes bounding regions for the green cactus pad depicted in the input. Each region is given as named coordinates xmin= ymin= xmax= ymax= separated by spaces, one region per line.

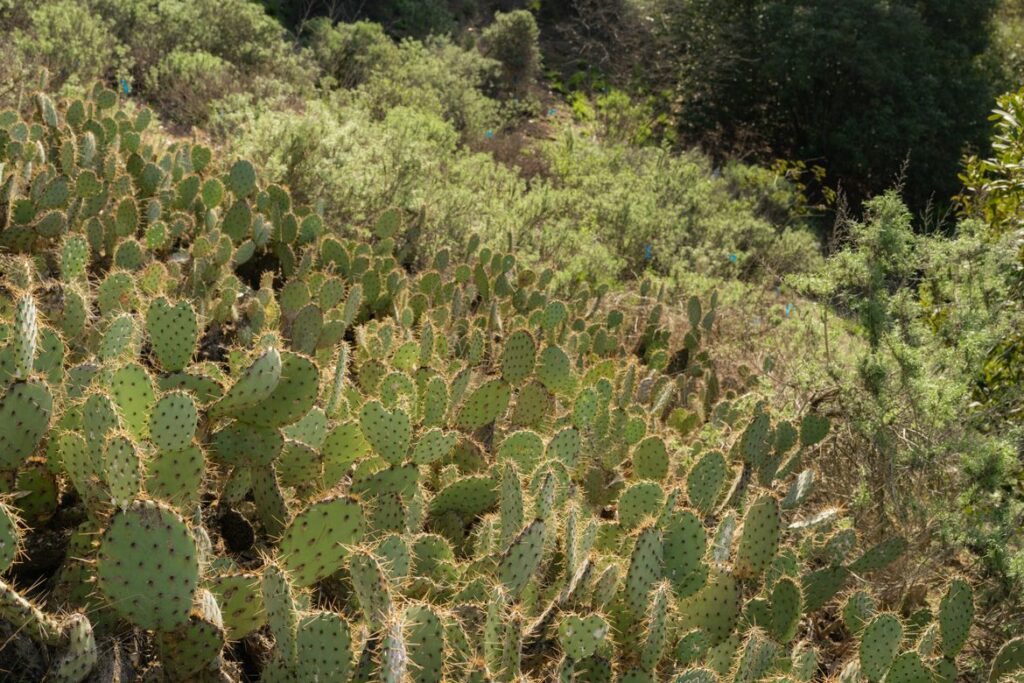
xmin=211 ymin=422 xmax=283 ymax=468
xmin=0 ymin=501 xmax=21 ymax=572
xmin=456 ymin=378 xmax=511 ymax=431
xmin=410 ymin=428 xmax=456 ymax=466
xmin=103 ymin=433 xmax=142 ymax=507
xmin=883 ymin=651 xmax=931 ymax=683
xmin=632 ymin=436 xmax=669 ymax=481
xmin=769 ymin=577 xmax=802 ymax=643
xmin=498 ymin=518 xmax=545 ymax=600
xmin=146 ymin=298 xmax=198 ymax=372
xmin=149 ymin=391 xmax=198 ymax=452
xmin=558 ymin=614 xmax=610 ymax=662
xmin=360 ymin=400 xmax=412 ymax=465
xmin=209 ymin=572 xmax=265 ymax=640
xmin=537 ymin=346 xmax=575 ymax=395
xmin=208 ymin=347 xmax=282 ymax=419
xmin=296 ymin=611 xmax=352 ymax=680
xmin=404 ymin=604 xmax=444 ymax=683
xmin=734 ymin=494 xmax=781 ymax=580
xmin=240 ymin=351 xmax=319 ymax=428
xmin=687 ymin=450 xmax=726 ymax=515
xmin=428 ymin=475 xmax=498 ymax=522
xmin=496 ymin=431 xmax=543 ymax=473
xmin=624 ymin=525 xmax=663 ymax=616
xmin=0 ymin=380 xmax=53 ymax=469
xmin=618 ymin=481 xmax=664 ymax=531
xmin=146 ymin=444 xmax=205 ymax=507
xmin=261 ymin=563 xmax=298 ymax=662
xmin=109 ymin=363 xmax=156 ymax=440
xmin=501 ymin=329 xmax=537 ymax=385
xmin=842 ymin=590 xmax=878 ymax=635
xmin=677 ymin=570 xmax=742 ymax=646
xmin=849 ymin=536 xmax=908 ymax=574
xmin=859 ymin=612 xmax=903 ymax=681
xmin=546 ymin=427 xmax=581 ymax=468
xmin=938 ymin=579 xmax=973 ymax=659
xmin=799 ymin=414 xmax=830 ymax=447
xmin=642 ymin=584 xmax=672 ymax=671
xmin=279 ymin=495 xmax=364 ymax=587
xmin=991 ymin=637 xmax=1024 ymax=682
xmin=351 ymin=463 xmax=420 ymax=499
xmin=663 ymin=509 xmax=708 ymax=598
xmin=277 ymin=440 xmax=322 ymax=489
xmin=49 ymin=614 xmax=97 ymax=683
xmin=510 ymin=381 xmax=554 ymax=428
xmin=321 ymin=422 xmax=371 ymax=483
xmin=12 ymin=294 xmax=37 ymax=380
xmin=97 ymin=499 xmax=199 ymax=631
xmin=802 ymin=566 xmax=851 ymax=612
xmin=156 ymin=589 xmax=225 ymax=678
xmin=349 ymin=549 xmax=392 ymax=627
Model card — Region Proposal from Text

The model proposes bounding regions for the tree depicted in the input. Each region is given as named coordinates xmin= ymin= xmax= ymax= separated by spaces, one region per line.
xmin=655 ymin=0 xmax=999 ymax=213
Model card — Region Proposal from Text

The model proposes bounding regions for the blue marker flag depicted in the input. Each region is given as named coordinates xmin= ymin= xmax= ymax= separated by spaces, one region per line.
xmin=728 ymin=253 xmax=738 ymax=263
xmin=785 ymin=303 xmax=793 ymax=316
xmin=644 ymin=244 xmax=652 ymax=261
xmin=485 ymin=129 xmax=494 ymax=139
xmin=548 ymin=107 xmax=557 ymax=116
xmin=120 ymin=78 xmax=131 ymax=95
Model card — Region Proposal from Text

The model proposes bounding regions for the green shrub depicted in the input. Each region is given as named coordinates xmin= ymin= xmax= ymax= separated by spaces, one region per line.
xmin=480 ymin=9 xmax=541 ymax=95
xmin=305 ymin=18 xmax=398 ymax=89
xmin=145 ymin=49 xmax=236 ymax=126
xmin=12 ymin=0 xmax=124 ymax=87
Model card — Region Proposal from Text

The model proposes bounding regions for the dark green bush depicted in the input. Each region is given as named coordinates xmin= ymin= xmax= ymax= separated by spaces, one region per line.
xmin=651 ymin=0 xmax=999 ymax=211
xmin=480 ymin=10 xmax=541 ymax=95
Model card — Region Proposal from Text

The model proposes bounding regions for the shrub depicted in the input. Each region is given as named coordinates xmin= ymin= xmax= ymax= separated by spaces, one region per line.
xmin=12 ymin=0 xmax=124 ymax=87
xmin=480 ymin=9 xmax=541 ymax=95
xmin=145 ymin=49 xmax=236 ymax=127
xmin=305 ymin=18 xmax=398 ymax=89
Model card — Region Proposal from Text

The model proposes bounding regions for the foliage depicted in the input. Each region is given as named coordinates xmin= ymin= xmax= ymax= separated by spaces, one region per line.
xmin=9 ymin=0 xmax=125 ymax=88
xmin=958 ymin=87 xmax=1024 ymax=421
xmin=0 ymin=85 xmax=1018 ymax=682
xmin=480 ymin=9 xmax=542 ymax=95
xmin=650 ymin=0 xmax=1000 ymax=211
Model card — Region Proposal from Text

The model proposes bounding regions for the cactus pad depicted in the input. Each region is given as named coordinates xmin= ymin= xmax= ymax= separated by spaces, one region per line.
xmin=241 ymin=351 xmax=319 ymax=428
xmin=632 ymin=436 xmax=669 ymax=481
xmin=456 ymin=378 xmax=511 ymax=431
xmin=938 ymin=579 xmax=973 ymax=659
xmin=498 ymin=518 xmax=545 ymax=600
xmin=558 ymin=614 xmax=610 ymax=662
xmin=146 ymin=298 xmax=198 ymax=372
xmin=618 ymin=481 xmax=664 ymax=531
xmin=0 ymin=380 xmax=53 ymax=469
xmin=501 ymin=330 xmax=536 ymax=385
xmin=208 ymin=347 xmax=282 ymax=419
xmin=279 ymin=496 xmax=364 ymax=587
xmin=97 ymin=499 xmax=199 ymax=631
xmin=209 ymin=572 xmax=265 ymax=640
xmin=734 ymin=494 xmax=781 ymax=580
xmin=677 ymin=570 xmax=742 ymax=646
xmin=149 ymin=391 xmax=198 ymax=452
xmin=360 ymin=400 xmax=412 ymax=465
xmin=404 ymin=604 xmax=444 ymax=683
xmin=859 ymin=612 xmax=903 ymax=681
xmin=296 ymin=611 xmax=352 ymax=680
xmin=49 ymin=614 xmax=97 ymax=683
xmin=687 ymin=450 xmax=726 ymax=515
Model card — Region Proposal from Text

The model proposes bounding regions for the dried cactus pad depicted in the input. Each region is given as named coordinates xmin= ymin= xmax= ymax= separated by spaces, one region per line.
xmin=279 ymin=496 xmax=365 ymax=587
xmin=97 ymin=499 xmax=199 ymax=631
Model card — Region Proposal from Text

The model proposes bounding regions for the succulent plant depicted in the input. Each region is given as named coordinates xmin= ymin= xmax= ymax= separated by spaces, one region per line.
xmin=0 ymin=84 xmax=1014 ymax=683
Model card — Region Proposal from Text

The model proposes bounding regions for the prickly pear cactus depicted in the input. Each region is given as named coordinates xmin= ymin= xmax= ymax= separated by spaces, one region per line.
xmin=0 ymin=85 xmax=1009 ymax=683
